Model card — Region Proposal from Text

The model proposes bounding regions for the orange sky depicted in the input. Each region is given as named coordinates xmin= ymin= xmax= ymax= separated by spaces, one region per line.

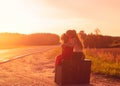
xmin=0 ymin=0 xmax=120 ymax=36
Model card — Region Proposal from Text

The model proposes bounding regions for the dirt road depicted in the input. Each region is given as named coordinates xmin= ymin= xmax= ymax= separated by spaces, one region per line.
xmin=0 ymin=46 xmax=120 ymax=86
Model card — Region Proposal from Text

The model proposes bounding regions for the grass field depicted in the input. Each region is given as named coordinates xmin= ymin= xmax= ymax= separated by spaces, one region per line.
xmin=54 ymin=47 xmax=120 ymax=78
xmin=85 ymin=48 xmax=120 ymax=78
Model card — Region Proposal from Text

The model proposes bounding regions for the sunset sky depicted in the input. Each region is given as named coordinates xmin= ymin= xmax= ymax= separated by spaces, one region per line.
xmin=0 ymin=0 xmax=120 ymax=36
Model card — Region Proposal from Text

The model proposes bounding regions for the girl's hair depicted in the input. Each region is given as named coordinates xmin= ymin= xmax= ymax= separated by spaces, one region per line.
xmin=66 ymin=29 xmax=84 ymax=49
xmin=66 ymin=30 xmax=76 ymax=38
xmin=61 ymin=33 xmax=68 ymax=43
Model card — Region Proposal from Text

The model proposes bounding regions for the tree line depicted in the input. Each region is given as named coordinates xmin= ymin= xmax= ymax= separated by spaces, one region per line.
xmin=0 ymin=33 xmax=60 ymax=48
xmin=0 ymin=30 xmax=119 ymax=49
xmin=79 ymin=31 xmax=120 ymax=48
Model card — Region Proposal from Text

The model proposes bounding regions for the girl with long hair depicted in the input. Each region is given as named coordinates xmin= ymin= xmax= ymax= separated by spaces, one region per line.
xmin=66 ymin=30 xmax=85 ymax=61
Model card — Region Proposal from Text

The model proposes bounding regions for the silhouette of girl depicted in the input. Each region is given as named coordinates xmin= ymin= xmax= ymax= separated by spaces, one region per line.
xmin=66 ymin=30 xmax=85 ymax=61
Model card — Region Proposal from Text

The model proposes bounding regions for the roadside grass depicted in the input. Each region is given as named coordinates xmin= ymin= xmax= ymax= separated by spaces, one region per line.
xmin=86 ymin=55 xmax=120 ymax=78
xmin=85 ymin=48 xmax=120 ymax=78
xmin=53 ymin=47 xmax=120 ymax=78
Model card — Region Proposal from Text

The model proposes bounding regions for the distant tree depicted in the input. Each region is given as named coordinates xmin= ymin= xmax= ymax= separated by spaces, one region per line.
xmin=94 ymin=28 xmax=101 ymax=35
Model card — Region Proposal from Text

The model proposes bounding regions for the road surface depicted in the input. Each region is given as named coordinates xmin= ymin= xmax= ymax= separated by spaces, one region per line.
xmin=0 ymin=45 xmax=57 ymax=63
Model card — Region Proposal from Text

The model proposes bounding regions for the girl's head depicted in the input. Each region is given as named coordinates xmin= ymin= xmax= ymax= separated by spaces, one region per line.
xmin=66 ymin=29 xmax=84 ymax=49
xmin=66 ymin=30 xmax=77 ymax=39
xmin=61 ymin=33 xmax=69 ymax=43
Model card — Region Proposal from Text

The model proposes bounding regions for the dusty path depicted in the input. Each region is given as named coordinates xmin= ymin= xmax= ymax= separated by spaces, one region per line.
xmin=0 ymin=46 xmax=120 ymax=86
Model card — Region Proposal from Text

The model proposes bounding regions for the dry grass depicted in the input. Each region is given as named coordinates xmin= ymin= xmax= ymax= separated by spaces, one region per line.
xmin=85 ymin=48 xmax=120 ymax=63
xmin=85 ymin=48 xmax=120 ymax=78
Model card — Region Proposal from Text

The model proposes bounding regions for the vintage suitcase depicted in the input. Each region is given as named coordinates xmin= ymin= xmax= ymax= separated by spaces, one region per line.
xmin=55 ymin=59 xmax=91 ymax=85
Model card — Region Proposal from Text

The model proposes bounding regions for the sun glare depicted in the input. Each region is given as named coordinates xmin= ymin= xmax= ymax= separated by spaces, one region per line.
xmin=0 ymin=0 xmax=120 ymax=36
xmin=0 ymin=0 xmax=60 ymax=34
xmin=0 ymin=0 xmax=91 ymax=35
